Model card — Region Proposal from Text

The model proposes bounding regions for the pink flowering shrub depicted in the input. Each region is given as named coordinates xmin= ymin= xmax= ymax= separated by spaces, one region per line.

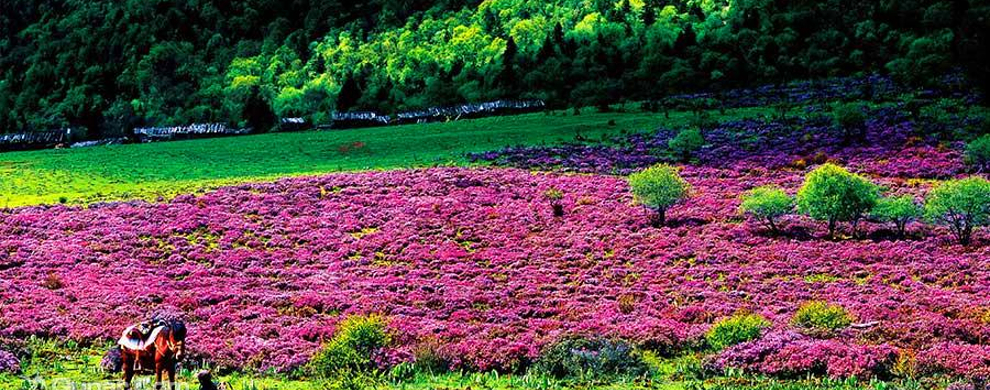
xmin=916 ymin=343 xmax=990 ymax=376
xmin=0 ymin=168 xmax=987 ymax=374
xmin=760 ymin=339 xmax=896 ymax=378
xmin=712 ymin=332 xmax=896 ymax=379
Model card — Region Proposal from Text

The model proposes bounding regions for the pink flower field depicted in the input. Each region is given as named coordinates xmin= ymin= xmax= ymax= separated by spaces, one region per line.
xmin=1 ymin=167 xmax=988 ymax=376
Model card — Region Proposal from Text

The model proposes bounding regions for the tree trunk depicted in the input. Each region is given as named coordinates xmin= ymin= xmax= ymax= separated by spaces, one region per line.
xmin=651 ymin=208 xmax=666 ymax=227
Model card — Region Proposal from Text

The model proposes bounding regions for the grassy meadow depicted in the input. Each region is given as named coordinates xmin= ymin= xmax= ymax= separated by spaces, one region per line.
xmin=0 ymin=106 xmax=769 ymax=208
xmin=2 ymin=339 xmax=945 ymax=390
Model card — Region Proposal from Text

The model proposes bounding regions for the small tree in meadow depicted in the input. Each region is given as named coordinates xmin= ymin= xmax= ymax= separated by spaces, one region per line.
xmin=831 ymin=102 xmax=867 ymax=144
xmin=545 ymin=188 xmax=565 ymax=217
xmin=739 ymin=185 xmax=794 ymax=234
xmin=924 ymin=176 xmax=990 ymax=246
xmin=871 ymin=195 xmax=922 ymax=238
xmin=966 ymin=134 xmax=990 ymax=172
xmin=628 ymin=164 xmax=691 ymax=227
xmin=668 ymin=128 xmax=705 ymax=162
xmin=797 ymin=164 xmax=880 ymax=238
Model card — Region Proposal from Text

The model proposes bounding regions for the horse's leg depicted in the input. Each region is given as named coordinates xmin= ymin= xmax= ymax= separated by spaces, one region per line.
xmin=166 ymin=364 xmax=176 ymax=390
xmin=122 ymin=351 xmax=134 ymax=390
xmin=154 ymin=356 xmax=164 ymax=390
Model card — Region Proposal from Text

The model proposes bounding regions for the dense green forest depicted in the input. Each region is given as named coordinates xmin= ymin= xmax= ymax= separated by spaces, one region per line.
xmin=1 ymin=0 xmax=988 ymax=138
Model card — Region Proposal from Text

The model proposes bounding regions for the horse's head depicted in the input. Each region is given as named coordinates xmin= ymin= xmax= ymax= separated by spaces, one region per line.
xmin=167 ymin=321 xmax=187 ymax=361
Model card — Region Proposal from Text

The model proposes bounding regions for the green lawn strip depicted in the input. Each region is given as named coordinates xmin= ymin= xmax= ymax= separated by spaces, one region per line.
xmin=0 ymin=106 xmax=771 ymax=208
xmin=0 ymin=341 xmax=949 ymax=390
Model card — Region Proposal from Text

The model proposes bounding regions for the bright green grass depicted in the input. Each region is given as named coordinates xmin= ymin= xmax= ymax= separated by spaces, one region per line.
xmin=0 ymin=340 xmax=946 ymax=390
xmin=1 ymin=366 xmax=942 ymax=390
xmin=0 ymin=107 xmax=771 ymax=208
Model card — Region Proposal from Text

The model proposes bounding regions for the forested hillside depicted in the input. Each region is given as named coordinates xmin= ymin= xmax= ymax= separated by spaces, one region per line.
xmin=1 ymin=0 xmax=988 ymax=138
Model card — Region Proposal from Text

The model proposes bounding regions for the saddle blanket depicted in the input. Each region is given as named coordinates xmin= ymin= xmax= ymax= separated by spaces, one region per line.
xmin=118 ymin=324 xmax=165 ymax=351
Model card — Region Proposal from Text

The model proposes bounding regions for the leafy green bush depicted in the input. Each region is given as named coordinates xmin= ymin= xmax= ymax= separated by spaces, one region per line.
xmin=797 ymin=164 xmax=880 ymax=238
xmin=309 ymin=315 xmax=390 ymax=389
xmin=831 ymin=103 xmax=867 ymax=143
xmin=791 ymin=301 xmax=853 ymax=331
xmin=545 ymin=188 xmax=565 ymax=217
xmin=739 ymin=185 xmax=794 ymax=234
xmin=628 ymin=164 xmax=691 ymax=227
xmin=965 ymin=134 xmax=990 ymax=171
xmin=924 ymin=176 xmax=990 ymax=245
xmin=530 ymin=337 xmax=648 ymax=382
xmin=668 ymin=128 xmax=705 ymax=161
xmin=706 ymin=313 xmax=770 ymax=351
xmin=871 ymin=195 xmax=922 ymax=237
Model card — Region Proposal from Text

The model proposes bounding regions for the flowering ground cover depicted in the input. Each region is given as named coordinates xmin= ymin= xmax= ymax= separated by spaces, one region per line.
xmin=469 ymin=106 xmax=983 ymax=179
xmin=1 ymin=167 xmax=987 ymax=379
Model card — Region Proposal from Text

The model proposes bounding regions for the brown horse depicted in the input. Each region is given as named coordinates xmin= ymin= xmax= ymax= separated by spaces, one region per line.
xmin=120 ymin=321 xmax=187 ymax=390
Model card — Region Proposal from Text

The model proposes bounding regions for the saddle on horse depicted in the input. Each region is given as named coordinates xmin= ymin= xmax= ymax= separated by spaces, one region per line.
xmin=119 ymin=320 xmax=166 ymax=370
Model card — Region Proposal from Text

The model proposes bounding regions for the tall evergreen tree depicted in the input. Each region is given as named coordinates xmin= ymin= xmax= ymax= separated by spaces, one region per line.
xmin=336 ymin=77 xmax=363 ymax=113
xmin=243 ymin=86 xmax=276 ymax=133
xmin=499 ymin=37 xmax=519 ymax=95
xmin=642 ymin=1 xmax=657 ymax=26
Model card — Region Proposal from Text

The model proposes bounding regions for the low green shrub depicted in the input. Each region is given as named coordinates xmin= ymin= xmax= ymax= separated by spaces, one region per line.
xmin=668 ymin=128 xmax=705 ymax=161
xmin=530 ymin=337 xmax=648 ymax=382
xmin=831 ymin=102 xmax=867 ymax=143
xmin=739 ymin=185 xmax=794 ymax=234
xmin=308 ymin=315 xmax=390 ymax=389
xmin=544 ymin=188 xmax=565 ymax=217
xmin=791 ymin=301 xmax=853 ymax=331
xmin=965 ymin=134 xmax=990 ymax=171
xmin=706 ymin=313 xmax=770 ymax=351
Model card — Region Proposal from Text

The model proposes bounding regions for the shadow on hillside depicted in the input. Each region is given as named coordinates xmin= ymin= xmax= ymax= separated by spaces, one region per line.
xmin=663 ymin=217 xmax=711 ymax=228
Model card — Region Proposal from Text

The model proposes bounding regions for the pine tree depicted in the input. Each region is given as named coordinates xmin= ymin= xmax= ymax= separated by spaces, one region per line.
xmin=536 ymin=35 xmax=556 ymax=64
xmin=243 ymin=85 xmax=276 ymax=133
xmin=552 ymin=22 xmax=565 ymax=45
xmin=672 ymin=25 xmax=697 ymax=57
xmin=642 ymin=1 xmax=657 ymax=26
xmin=336 ymin=77 xmax=362 ymax=113
xmin=499 ymin=37 xmax=518 ymax=95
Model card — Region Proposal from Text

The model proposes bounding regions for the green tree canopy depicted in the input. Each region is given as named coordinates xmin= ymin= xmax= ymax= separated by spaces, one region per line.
xmin=924 ymin=176 xmax=990 ymax=245
xmin=797 ymin=164 xmax=880 ymax=238
xmin=628 ymin=164 xmax=691 ymax=227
